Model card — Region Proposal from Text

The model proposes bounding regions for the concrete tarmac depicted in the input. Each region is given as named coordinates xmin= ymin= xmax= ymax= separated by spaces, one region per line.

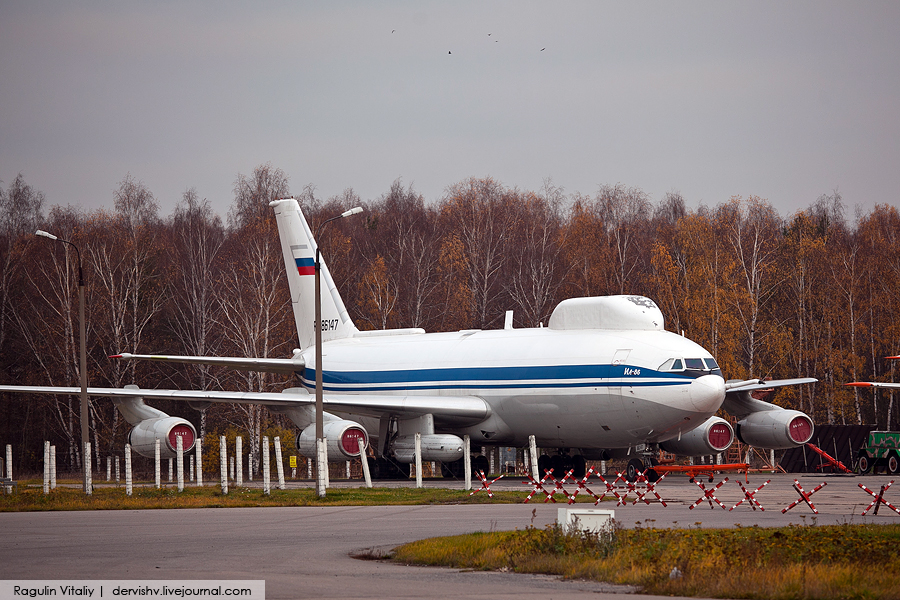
xmin=1 ymin=473 xmax=898 ymax=599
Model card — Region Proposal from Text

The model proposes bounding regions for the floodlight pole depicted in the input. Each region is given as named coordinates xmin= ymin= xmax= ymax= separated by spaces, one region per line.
xmin=35 ymin=230 xmax=90 ymax=494
xmin=313 ymin=207 xmax=363 ymax=498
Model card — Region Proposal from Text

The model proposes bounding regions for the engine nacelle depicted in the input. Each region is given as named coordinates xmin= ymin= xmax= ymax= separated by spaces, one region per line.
xmin=296 ymin=420 xmax=368 ymax=461
xmin=392 ymin=434 xmax=465 ymax=463
xmin=735 ymin=409 xmax=814 ymax=449
xmin=660 ymin=417 xmax=734 ymax=456
xmin=128 ymin=417 xmax=197 ymax=459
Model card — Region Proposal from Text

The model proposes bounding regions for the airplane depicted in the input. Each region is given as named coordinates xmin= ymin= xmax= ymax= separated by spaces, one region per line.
xmin=846 ymin=356 xmax=900 ymax=391
xmin=0 ymin=198 xmax=817 ymax=481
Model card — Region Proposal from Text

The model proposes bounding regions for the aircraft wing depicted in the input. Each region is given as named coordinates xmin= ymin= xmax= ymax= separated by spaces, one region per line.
xmin=845 ymin=381 xmax=900 ymax=389
xmin=0 ymin=385 xmax=491 ymax=422
xmin=723 ymin=377 xmax=817 ymax=418
xmin=110 ymin=353 xmax=304 ymax=374
xmin=724 ymin=377 xmax=817 ymax=394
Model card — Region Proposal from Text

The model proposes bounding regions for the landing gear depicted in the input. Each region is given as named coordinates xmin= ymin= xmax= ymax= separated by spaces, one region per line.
xmin=538 ymin=453 xmax=587 ymax=478
xmin=368 ymin=457 xmax=407 ymax=480
xmin=625 ymin=457 xmax=660 ymax=482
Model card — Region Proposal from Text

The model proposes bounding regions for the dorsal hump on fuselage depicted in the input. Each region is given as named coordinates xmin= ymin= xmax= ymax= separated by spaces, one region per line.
xmin=548 ymin=295 xmax=664 ymax=331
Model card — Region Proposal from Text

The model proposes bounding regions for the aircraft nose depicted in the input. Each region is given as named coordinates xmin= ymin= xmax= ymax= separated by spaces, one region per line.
xmin=689 ymin=374 xmax=725 ymax=413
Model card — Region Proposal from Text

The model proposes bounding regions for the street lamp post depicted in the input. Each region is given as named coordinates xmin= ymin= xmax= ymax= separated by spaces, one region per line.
xmin=313 ymin=207 xmax=363 ymax=498
xmin=35 ymin=230 xmax=91 ymax=494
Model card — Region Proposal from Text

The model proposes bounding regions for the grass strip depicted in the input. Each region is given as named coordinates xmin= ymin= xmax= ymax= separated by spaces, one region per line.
xmin=392 ymin=521 xmax=900 ymax=600
xmin=0 ymin=483 xmax=538 ymax=511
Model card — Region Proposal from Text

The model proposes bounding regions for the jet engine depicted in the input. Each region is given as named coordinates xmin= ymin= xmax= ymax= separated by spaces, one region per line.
xmin=296 ymin=420 xmax=368 ymax=461
xmin=392 ymin=434 xmax=465 ymax=463
xmin=735 ymin=409 xmax=813 ymax=448
xmin=128 ymin=417 xmax=197 ymax=459
xmin=659 ymin=416 xmax=734 ymax=456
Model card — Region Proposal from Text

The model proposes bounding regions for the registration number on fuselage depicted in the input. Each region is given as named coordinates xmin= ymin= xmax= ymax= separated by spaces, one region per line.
xmin=317 ymin=319 xmax=340 ymax=332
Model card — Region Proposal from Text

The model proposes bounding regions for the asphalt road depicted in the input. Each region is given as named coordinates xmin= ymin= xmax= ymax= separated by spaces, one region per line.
xmin=1 ymin=473 xmax=898 ymax=599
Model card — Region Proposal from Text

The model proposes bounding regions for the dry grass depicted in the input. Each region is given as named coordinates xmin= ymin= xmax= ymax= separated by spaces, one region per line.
xmin=392 ymin=522 xmax=900 ymax=600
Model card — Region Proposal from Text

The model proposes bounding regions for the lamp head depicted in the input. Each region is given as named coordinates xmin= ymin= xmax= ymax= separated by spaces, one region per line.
xmin=35 ymin=230 xmax=58 ymax=241
xmin=341 ymin=206 xmax=364 ymax=218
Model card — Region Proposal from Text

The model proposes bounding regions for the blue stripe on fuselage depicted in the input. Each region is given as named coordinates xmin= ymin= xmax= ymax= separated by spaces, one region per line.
xmin=299 ymin=364 xmax=698 ymax=393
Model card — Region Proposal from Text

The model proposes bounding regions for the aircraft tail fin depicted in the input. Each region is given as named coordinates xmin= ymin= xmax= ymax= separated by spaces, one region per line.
xmin=271 ymin=198 xmax=358 ymax=350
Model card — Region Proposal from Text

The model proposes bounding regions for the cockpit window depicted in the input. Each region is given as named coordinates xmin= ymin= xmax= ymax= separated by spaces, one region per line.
xmin=659 ymin=357 xmax=723 ymax=378
xmin=684 ymin=358 xmax=704 ymax=370
xmin=657 ymin=358 xmax=683 ymax=371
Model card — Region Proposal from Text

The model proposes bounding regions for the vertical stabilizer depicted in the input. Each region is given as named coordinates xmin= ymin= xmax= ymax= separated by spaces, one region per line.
xmin=271 ymin=199 xmax=358 ymax=349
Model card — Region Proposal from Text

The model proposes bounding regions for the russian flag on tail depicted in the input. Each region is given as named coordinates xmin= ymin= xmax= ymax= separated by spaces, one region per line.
xmin=295 ymin=257 xmax=315 ymax=276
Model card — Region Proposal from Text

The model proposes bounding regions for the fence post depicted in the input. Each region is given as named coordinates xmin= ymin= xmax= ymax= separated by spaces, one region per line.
xmin=219 ymin=435 xmax=228 ymax=495
xmin=274 ymin=437 xmax=285 ymax=490
xmin=125 ymin=444 xmax=133 ymax=496
xmin=5 ymin=444 xmax=11 ymax=480
xmin=176 ymin=435 xmax=184 ymax=492
xmin=415 ymin=433 xmax=423 ymax=488
xmin=235 ymin=436 xmax=243 ymax=487
xmin=155 ymin=439 xmax=161 ymax=489
xmin=84 ymin=442 xmax=92 ymax=495
xmin=463 ymin=435 xmax=471 ymax=491
xmin=195 ymin=437 xmax=203 ymax=487
xmin=528 ymin=435 xmax=539 ymax=479
xmin=262 ymin=436 xmax=271 ymax=495
xmin=359 ymin=438 xmax=372 ymax=488
xmin=50 ymin=445 xmax=56 ymax=490
xmin=43 ymin=441 xmax=50 ymax=494
xmin=106 ymin=456 xmax=111 ymax=482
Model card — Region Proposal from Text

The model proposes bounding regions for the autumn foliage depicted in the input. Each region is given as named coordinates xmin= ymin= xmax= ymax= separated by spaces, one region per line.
xmin=1 ymin=167 xmax=899 ymax=473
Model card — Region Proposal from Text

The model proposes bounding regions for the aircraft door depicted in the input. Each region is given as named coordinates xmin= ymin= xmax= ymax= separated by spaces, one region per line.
xmin=608 ymin=349 xmax=632 ymax=415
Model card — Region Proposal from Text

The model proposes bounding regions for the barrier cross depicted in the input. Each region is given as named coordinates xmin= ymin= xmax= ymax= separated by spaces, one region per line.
xmin=730 ymin=479 xmax=770 ymax=511
xmin=522 ymin=469 xmax=556 ymax=503
xmin=689 ymin=477 xmax=729 ymax=510
xmin=470 ymin=470 xmax=504 ymax=498
xmin=542 ymin=469 xmax=575 ymax=503
xmin=781 ymin=479 xmax=827 ymax=514
xmin=632 ymin=470 xmax=668 ymax=506
xmin=567 ymin=467 xmax=602 ymax=505
xmin=591 ymin=472 xmax=627 ymax=505
xmin=859 ymin=480 xmax=900 ymax=516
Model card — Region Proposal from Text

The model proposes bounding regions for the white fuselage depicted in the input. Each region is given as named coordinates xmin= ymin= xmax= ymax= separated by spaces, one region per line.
xmin=300 ymin=326 xmax=725 ymax=450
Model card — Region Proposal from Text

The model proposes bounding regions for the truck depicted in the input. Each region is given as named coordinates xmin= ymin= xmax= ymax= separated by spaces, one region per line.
xmin=856 ymin=431 xmax=900 ymax=474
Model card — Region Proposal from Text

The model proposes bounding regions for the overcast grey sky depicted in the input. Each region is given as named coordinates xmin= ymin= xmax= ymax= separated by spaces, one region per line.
xmin=2 ymin=1 xmax=898 ymax=220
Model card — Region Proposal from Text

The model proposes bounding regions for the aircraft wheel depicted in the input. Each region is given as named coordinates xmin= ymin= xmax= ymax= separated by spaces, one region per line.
xmin=550 ymin=455 xmax=566 ymax=477
xmin=888 ymin=454 xmax=899 ymax=475
xmin=572 ymin=455 xmax=586 ymax=479
xmin=472 ymin=455 xmax=489 ymax=476
xmin=626 ymin=458 xmax=644 ymax=482
xmin=857 ymin=455 xmax=871 ymax=474
xmin=441 ymin=459 xmax=463 ymax=479
xmin=537 ymin=454 xmax=551 ymax=476
xmin=645 ymin=468 xmax=660 ymax=483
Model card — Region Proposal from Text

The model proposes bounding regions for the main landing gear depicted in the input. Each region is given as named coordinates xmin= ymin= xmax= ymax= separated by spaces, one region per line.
xmin=537 ymin=454 xmax=587 ymax=479
xmin=626 ymin=457 xmax=660 ymax=482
